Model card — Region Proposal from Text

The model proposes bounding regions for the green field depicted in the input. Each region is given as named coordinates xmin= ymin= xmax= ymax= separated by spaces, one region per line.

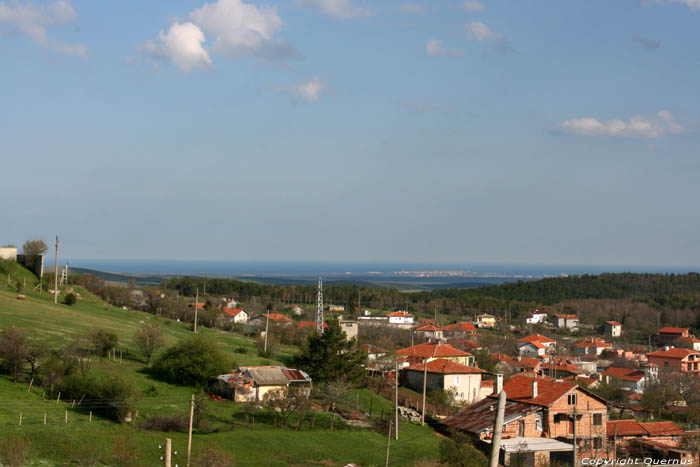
xmin=0 ymin=265 xmax=441 ymax=466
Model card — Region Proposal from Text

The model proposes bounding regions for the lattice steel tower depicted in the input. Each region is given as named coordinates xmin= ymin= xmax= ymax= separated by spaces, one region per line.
xmin=315 ymin=277 xmax=324 ymax=333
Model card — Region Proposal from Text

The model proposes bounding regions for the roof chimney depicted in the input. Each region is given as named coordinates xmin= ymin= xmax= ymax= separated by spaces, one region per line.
xmin=493 ymin=374 xmax=503 ymax=395
xmin=532 ymin=381 xmax=538 ymax=399
xmin=665 ymin=346 xmax=670 ymax=351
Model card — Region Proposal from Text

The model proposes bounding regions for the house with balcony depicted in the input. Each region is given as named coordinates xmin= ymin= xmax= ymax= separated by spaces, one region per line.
xmin=646 ymin=347 xmax=700 ymax=374
xmin=443 ymin=375 xmax=610 ymax=466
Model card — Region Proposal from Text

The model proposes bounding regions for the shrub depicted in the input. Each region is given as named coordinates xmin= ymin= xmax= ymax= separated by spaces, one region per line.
xmin=0 ymin=436 xmax=30 ymax=467
xmin=64 ymin=293 xmax=77 ymax=306
xmin=89 ymin=328 xmax=118 ymax=357
xmin=58 ymin=372 xmax=139 ymax=422
xmin=111 ymin=434 xmax=141 ymax=467
xmin=142 ymin=415 xmax=188 ymax=432
xmin=152 ymin=335 xmax=229 ymax=386
xmin=234 ymin=346 xmax=248 ymax=354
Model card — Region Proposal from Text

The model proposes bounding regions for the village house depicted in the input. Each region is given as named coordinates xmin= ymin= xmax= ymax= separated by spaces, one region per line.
xmin=386 ymin=310 xmax=414 ymax=325
xmin=607 ymin=420 xmax=685 ymax=455
xmin=517 ymin=334 xmax=556 ymax=358
xmin=338 ymin=318 xmax=358 ymax=341
xmin=412 ymin=322 xmax=443 ymax=341
xmin=575 ymin=338 xmax=613 ymax=356
xmin=443 ymin=375 xmax=610 ymax=466
xmin=249 ymin=313 xmax=293 ymax=327
xmin=291 ymin=305 xmax=303 ymax=315
xmin=210 ymin=366 xmax=312 ymax=402
xmin=475 ymin=313 xmax=496 ymax=328
xmin=443 ymin=322 xmax=478 ymax=338
xmin=604 ymin=321 xmax=622 ymax=338
xmin=539 ymin=359 xmax=584 ymax=379
xmin=222 ymin=308 xmax=248 ymax=324
xmin=674 ymin=336 xmax=700 ymax=351
xmin=512 ymin=357 xmax=542 ymax=376
xmin=401 ymin=358 xmax=486 ymax=405
xmin=296 ymin=321 xmax=328 ymax=331
xmin=361 ymin=344 xmax=388 ymax=363
xmin=553 ymin=314 xmax=579 ymax=330
xmin=396 ymin=342 xmax=475 ymax=367
xmin=646 ymin=347 xmax=700 ymax=373
xmin=658 ymin=327 xmax=691 ymax=345
xmin=223 ymin=298 xmax=239 ymax=308
xmin=601 ymin=365 xmax=657 ymax=393
xmin=328 ymin=304 xmax=345 ymax=312
xmin=526 ymin=310 xmax=548 ymax=325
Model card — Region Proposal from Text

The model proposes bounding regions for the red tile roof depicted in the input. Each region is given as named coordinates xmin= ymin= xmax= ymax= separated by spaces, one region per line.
xmin=442 ymin=398 xmax=539 ymax=434
xmin=386 ymin=311 xmax=413 ymax=318
xmin=496 ymin=375 xmax=577 ymax=407
xmin=555 ymin=314 xmax=577 ymax=319
xmin=607 ymin=420 xmax=684 ymax=437
xmin=413 ymin=323 xmax=443 ymax=332
xmin=524 ymin=341 xmax=546 ymax=349
xmin=605 ymin=321 xmax=622 ymax=326
xmin=515 ymin=358 xmax=541 ymax=369
xmin=492 ymin=354 xmax=515 ymax=365
xmin=575 ymin=338 xmax=613 ymax=348
xmin=405 ymin=358 xmax=485 ymax=374
xmin=675 ymin=336 xmax=700 ymax=344
xmin=448 ymin=339 xmax=482 ymax=351
xmin=396 ymin=342 xmax=471 ymax=358
xmin=264 ymin=313 xmax=292 ymax=323
xmin=222 ymin=308 xmax=245 ymax=317
xmin=603 ymin=367 xmax=645 ymax=382
xmin=658 ymin=327 xmax=689 ymax=334
xmin=444 ymin=322 xmax=478 ymax=333
xmin=297 ymin=321 xmax=328 ymax=329
xmin=647 ymin=348 xmax=700 ymax=359
xmin=519 ymin=334 xmax=556 ymax=344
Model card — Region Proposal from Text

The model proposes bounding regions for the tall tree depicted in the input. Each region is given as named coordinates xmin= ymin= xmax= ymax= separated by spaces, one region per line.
xmin=294 ymin=320 xmax=366 ymax=385
xmin=0 ymin=327 xmax=28 ymax=382
xmin=133 ymin=324 xmax=165 ymax=365
xmin=21 ymin=239 xmax=48 ymax=258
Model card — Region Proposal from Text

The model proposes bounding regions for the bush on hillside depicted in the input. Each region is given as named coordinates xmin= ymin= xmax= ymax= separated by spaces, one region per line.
xmin=89 ymin=328 xmax=118 ymax=357
xmin=58 ymin=372 xmax=139 ymax=422
xmin=151 ymin=335 xmax=229 ymax=386
xmin=64 ymin=293 xmax=77 ymax=306
xmin=0 ymin=436 xmax=30 ymax=467
xmin=439 ymin=430 xmax=488 ymax=467
xmin=191 ymin=445 xmax=236 ymax=467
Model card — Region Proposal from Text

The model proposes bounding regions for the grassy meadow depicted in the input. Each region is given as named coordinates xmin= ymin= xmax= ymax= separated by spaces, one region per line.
xmin=0 ymin=263 xmax=441 ymax=466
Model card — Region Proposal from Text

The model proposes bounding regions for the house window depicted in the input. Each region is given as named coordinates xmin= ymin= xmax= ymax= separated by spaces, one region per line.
xmin=593 ymin=413 xmax=602 ymax=426
xmin=454 ymin=376 xmax=461 ymax=385
xmin=554 ymin=414 xmax=562 ymax=423
xmin=593 ymin=437 xmax=603 ymax=450
xmin=535 ymin=412 xmax=543 ymax=431
xmin=568 ymin=394 xmax=577 ymax=405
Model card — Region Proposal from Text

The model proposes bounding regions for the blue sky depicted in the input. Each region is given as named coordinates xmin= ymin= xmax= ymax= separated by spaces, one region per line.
xmin=1 ymin=0 xmax=699 ymax=266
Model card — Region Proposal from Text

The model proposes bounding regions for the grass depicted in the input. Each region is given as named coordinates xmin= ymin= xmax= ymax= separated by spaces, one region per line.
xmin=0 ymin=266 xmax=441 ymax=466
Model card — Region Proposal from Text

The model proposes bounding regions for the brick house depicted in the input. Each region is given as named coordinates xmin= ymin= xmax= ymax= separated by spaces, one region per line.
xmin=646 ymin=347 xmax=700 ymax=373
xmin=401 ymin=358 xmax=486 ymax=405
xmin=658 ymin=327 xmax=690 ymax=345
xmin=412 ymin=323 xmax=443 ymax=341
xmin=443 ymin=375 xmax=610 ymax=466
xmin=607 ymin=420 xmax=685 ymax=455
xmin=674 ymin=336 xmax=700 ymax=352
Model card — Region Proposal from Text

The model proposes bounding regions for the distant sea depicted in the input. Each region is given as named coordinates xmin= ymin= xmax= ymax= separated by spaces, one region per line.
xmin=63 ymin=259 xmax=699 ymax=278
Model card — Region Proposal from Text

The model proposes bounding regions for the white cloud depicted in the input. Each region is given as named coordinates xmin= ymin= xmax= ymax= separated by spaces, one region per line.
xmin=642 ymin=0 xmax=700 ymax=10
xmin=296 ymin=0 xmax=371 ymax=19
xmin=295 ymin=77 xmax=325 ymax=103
xmin=396 ymin=3 xmax=424 ymax=14
xmin=425 ymin=38 xmax=464 ymax=57
xmin=139 ymin=22 xmax=211 ymax=71
xmin=465 ymin=21 xmax=510 ymax=53
xmin=459 ymin=1 xmax=484 ymax=12
xmin=558 ymin=110 xmax=685 ymax=138
xmin=189 ymin=0 xmax=299 ymax=60
xmin=0 ymin=0 xmax=89 ymax=58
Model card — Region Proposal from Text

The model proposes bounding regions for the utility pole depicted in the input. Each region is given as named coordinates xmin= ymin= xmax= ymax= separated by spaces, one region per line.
xmin=395 ymin=360 xmax=399 ymax=440
xmin=54 ymin=235 xmax=59 ymax=304
xmin=187 ymin=394 xmax=194 ymax=467
xmin=264 ymin=311 xmax=270 ymax=352
xmin=421 ymin=357 xmax=428 ymax=426
xmin=165 ymin=438 xmax=172 ymax=467
xmin=315 ymin=277 xmax=324 ymax=334
xmin=489 ymin=391 xmax=506 ymax=467
xmin=613 ymin=422 xmax=618 ymax=459
xmin=572 ymin=406 xmax=578 ymax=467
xmin=194 ymin=288 xmax=199 ymax=334
xmin=385 ymin=420 xmax=392 ymax=467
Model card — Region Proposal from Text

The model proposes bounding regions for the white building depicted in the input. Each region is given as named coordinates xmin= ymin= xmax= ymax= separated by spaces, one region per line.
xmin=386 ymin=311 xmax=414 ymax=325
xmin=526 ymin=310 xmax=548 ymax=325
xmin=223 ymin=308 xmax=248 ymax=324
xmin=402 ymin=358 xmax=486 ymax=405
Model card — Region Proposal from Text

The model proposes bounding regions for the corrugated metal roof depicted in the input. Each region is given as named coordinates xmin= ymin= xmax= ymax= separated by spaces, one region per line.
xmin=442 ymin=398 xmax=540 ymax=434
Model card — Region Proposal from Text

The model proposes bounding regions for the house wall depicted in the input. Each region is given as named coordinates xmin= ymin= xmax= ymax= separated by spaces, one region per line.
xmin=257 ymin=384 xmax=288 ymax=401
xmin=605 ymin=325 xmax=622 ymax=337
xmin=519 ymin=345 xmax=545 ymax=358
xmin=546 ymin=388 xmax=607 ymax=458
xmin=0 ymin=247 xmax=17 ymax=260
xmin=443 ymin=373 xmax=482 ymax=405
xmin=648 ymin=355 xmax=700 ymax=373
xmin=404 ymin=369 xmax=443 ymax=394
xmin=339 ymin=320 xmax=358 ymax=341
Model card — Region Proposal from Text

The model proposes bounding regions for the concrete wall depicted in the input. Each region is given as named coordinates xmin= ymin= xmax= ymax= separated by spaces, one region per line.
xmin=339 ymin=320 xmax=358 ymax=341
xmin=0 ymin=247 xmax=17 ymax=260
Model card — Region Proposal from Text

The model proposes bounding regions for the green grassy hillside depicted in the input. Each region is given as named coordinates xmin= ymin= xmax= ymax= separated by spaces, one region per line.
xmin=0 ymin=269 xmax=440 ymax=466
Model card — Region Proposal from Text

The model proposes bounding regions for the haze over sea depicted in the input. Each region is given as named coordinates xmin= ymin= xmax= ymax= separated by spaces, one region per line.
xmin=64 ymin=259 xmax=699 ymax=278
